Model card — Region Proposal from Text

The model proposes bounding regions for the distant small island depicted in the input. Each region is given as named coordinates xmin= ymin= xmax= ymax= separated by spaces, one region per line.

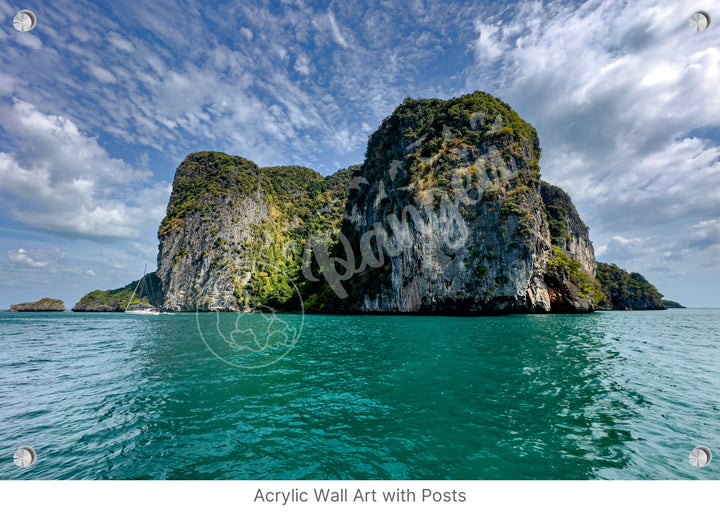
xmin=8 ymin=298 xmax=66 ymax=312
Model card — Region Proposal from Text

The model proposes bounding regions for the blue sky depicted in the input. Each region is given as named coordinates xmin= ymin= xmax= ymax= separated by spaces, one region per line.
xmin=1 ymin=0 xmax=719 ymax=309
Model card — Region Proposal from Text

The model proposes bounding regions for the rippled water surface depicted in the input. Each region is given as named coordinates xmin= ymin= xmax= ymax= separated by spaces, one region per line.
xmin=1 ymin=309 xmax=718 ymax=479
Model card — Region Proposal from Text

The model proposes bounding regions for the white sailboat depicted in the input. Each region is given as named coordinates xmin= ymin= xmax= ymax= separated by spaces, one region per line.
xmin=125 ymin=265 xmax=160 ymax=315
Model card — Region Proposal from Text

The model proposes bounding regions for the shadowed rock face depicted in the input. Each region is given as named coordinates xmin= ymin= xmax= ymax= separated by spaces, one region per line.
xmin=8 ymin=298 xmax=65 ymax=312
xmin=150 ymin=92 xmax=602 ymax=314
xmin=323 ymin=92 xmax=597 ymax=313
xmin=540 ymin=182 xmax=595 ymax=277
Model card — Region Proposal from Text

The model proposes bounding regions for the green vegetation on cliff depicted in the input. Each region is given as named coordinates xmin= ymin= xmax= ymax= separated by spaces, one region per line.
xmin=548 ymin=246 xmax=606 ymax=304
xmin=81 ymin=92 xmax=670 ymax=314
xmin=72 ymin=274 xmax=159 ymax=312
xmin=262 ymin=165 xmax=355 ymax=240
xmin=363 ymin=91 xmax=541 ymax=203
xmin=541 ymin=182 xmax=572 ymax=247
xmin=388 ymin=92 xmax=540 ymax=163
xmin=234 ymin=164 xmax=355 ymax=309
xmin=595 ymin=262 xmax=665 ymax=310
xmin=159 ymin=152 xmax=261 ymax=238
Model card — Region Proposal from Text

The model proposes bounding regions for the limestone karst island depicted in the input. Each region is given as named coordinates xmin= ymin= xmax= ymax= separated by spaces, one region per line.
xmin=8 ymin=298 xmax=66 ymax=312
xmin=73 ymin=92 xmax=675 ymax=314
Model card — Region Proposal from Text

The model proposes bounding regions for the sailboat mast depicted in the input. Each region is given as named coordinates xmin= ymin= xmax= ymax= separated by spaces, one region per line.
xmin=125 ymin=264 xmax=148 ymax=311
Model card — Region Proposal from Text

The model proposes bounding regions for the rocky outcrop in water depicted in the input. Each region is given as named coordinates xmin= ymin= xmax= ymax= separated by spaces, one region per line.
xmin=152 ymin=92 xmax=602 ymax=313
xmin=155 ymin=153 xmax=353 ymax=311
xmin=595 ymin=262 xmax=666 ymax=310
xmin=8 ymin=298 xmax=65 ymax=312
xmin=72 ymin=299 xmax=123 ymax=312
xmin=311 ymin=93 xmax=602 ymax=313
xmin=79 ymin=91 xmax=669 ymax=313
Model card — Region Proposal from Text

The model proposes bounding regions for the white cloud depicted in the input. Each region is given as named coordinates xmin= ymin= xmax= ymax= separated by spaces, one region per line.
xmin=15 ymin=33 xmax=43 ymax=50
xmin=3 ymin=99 xmax=147 ymax=183
xmin=108 ymin=33 xmax=135 ymax=52
xmin=239 ymin=27 xmax=253 ymax=40
xmin=585 ymin=137 xmax=720 ymax=230
xmin=688 ymin=219 xmax=720 ymax=250
xmin=88 ymin=64 xmax=118 ymax=83
xmin=8 ymin=248 xmax=49 ymax=268
xmin=0 ymin=70 xmax=14 ymax=95
xmin=691 ymin=219 xmax=720 ymax=238
xmin=294 ymin=54 xmax=311 ymax=75
xmin=85 ymin=269 xmax=96 ymax=277
xmin=70 ymin=27 xmax=93 ymax=43
xmin=596 ymin=236 xmax=653 ymax=260
xmin=0 ymin=100 xmax=168 ymax=239
xmin=474 ymin=21 xmax=505 ymax=61
xmin=468 ymin=0 xmax=720 ymax=232
xmin=0 ymin=0 xmax=14 ymax=17
xmin=327 ymin=10 xmax=350 ymax=48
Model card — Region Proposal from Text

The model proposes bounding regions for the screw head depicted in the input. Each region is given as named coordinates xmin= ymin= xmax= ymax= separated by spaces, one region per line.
xmin=689 ymin=11 xmax=711 ymax=32
xmin=689 ymin=445 xmax=712 ymax=467
xmin=13 ymin=10 xmax=37 ymax=32
xmin=13 ymin=446 xmax=36 ymax=468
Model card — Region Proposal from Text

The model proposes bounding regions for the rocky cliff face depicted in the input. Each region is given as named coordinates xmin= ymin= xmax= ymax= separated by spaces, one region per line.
xmin=311 ymin=92 xmax=600 ymax=313
xmin=8 ymin=298 xmax=65 ymax=312
xmin=79 ymin=91 xmax=669 ymax=313
xmin=156 ymin=154 xmax=267 ymax=311
xmin=540 ymin=182 xmax=595 ymax=276
xmin=155 ymin=152 xmax=353 ymax=311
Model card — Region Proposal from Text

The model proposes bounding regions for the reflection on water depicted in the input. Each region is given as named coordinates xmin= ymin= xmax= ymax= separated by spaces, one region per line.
xmin=0 ymin=310 xmax=718 ymax=479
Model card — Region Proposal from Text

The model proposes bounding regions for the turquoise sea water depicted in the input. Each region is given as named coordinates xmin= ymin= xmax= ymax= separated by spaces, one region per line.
xmin=0 ymin=309 xmax=718 ymax=480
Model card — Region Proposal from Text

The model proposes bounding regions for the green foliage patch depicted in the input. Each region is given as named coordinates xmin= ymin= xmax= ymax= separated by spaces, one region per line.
xmin=596 ymin=262 xmax=664 ymax=309
xmin=74 ymin=276 xmax=155 ymax=310
xmin=549 ymin=246 xmax=606 ymax=304
xmin=159 ymin=152 xmax=261 ymax=237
